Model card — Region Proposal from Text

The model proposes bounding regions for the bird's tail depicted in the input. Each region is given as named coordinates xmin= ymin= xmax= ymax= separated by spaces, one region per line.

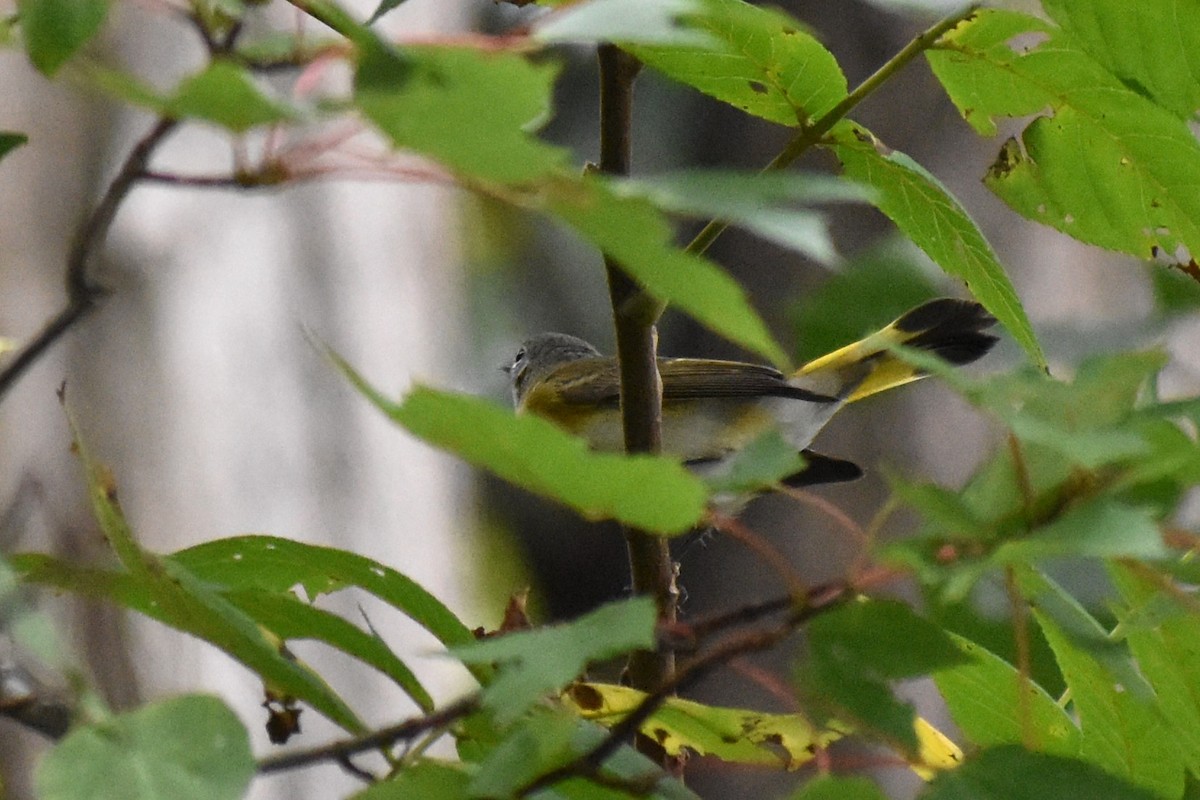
xmin=795 ymin=298 xmax=998 ymax=402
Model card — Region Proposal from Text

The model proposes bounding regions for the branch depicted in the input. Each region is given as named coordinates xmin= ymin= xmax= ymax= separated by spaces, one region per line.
xmin=680 ymin=4 xmax=981 ymax=285
xmin=0 ymin=117 xmax=179 ymax=402
xmin=518 ymin=581 xmax=855 ymax=796
xmin=596 ymin=45 xmax=679 ymax=702
xmin=256 ymin=695 xmax=479 ymax=775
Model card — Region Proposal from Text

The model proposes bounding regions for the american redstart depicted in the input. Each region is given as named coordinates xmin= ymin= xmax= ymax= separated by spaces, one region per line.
xmin=507 ymin=298 xmax=997 ymax=486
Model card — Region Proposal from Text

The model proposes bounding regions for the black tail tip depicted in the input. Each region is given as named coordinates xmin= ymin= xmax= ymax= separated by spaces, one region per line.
xmin=896 ymin=298 xmax=999 ymax=366
xmin=894 ymin=298 xmax=997 ymax=335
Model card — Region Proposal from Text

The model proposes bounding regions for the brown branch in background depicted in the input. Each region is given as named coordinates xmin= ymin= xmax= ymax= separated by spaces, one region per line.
xmin=0 ymin=117 xmax=179 ymax=403
xmin=596 ymin=44 xmax=679 ymax=706
xmin=256 ymin=695 xmax=479 ymax=777
xmin=707 ymin=511 xmax=810 ymax=600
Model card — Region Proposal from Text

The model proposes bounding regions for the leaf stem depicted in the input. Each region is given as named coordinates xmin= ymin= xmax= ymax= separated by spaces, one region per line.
xmin=681 ymin=4 xmax=980 ymax=269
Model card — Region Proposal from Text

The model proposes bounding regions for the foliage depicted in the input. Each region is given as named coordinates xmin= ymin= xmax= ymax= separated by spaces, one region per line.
xmin=3 ymin=0 xmax=1200 ymax=798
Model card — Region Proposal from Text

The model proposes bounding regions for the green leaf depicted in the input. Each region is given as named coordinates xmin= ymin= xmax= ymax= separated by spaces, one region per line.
xmin=1151 ymin=264 xmax=1200 ymax=317
xmin=790 ymin=243 xmax=941 ymax=362
xmin=1019 ymin=568 xmax=1185 ymax=797
xmin=923 ymin=746 xmax=1163 ymax=800
xmin=57 ymin=414 xmax=369 ymax=733
xmin=534 ymin=0 xmax=720 ymax=47
xmin=171 ymin=61 xmax=297 ymax=132
xmin=1041 ymin=0 xmax=1200 ymax=120
xmin=993 ymin=499 xmax=1169 ymax=564
xmin=17 ymin=0 xmax=108 ymax=76
xmin=340 ymin=371 xmax=708 ymax=534
xmin=469 ymin=710 xmax=581 ymax=797
xmin=826 ymin=120 xmax=1044 ymax=367
xmin=800 ymin=599 xmax=970 ymax=755
xmin=221 ymin=588 xmax=434 ymax=712
xmin=929 ymin=9 xmax=1200 ymax=265
xmin=613 ymin=170 xmax=870 ymax=265
xmin=625 ymin=0 xmax=847 ymax=126
xmin=542 ymin=175 xmax=790 ymax=368
xmin=36 ymin=695 xmax=254 ymax=800
xmin=1110 ymin=562 xmax=1200 ymax=776
xmin=0 ymin=132 xmax=27 ymax=162
xmin=172 ymin=535 xmax=476 ymax=651
xmin=700 ymin=431 xmax=806 ymax=495
xmin=933 ymin=633 xmax=1079 ymax=757
xmin=352 ymin=761 xmax=472 ymax=799
xmin=91 ymin=62 xmax=297 ymax=132
xmin=451 ymin=597 xmax=657 ymax=724
xmin=788 ymin=776 xmax=889 ymax=800
xmin=355 ymin=38 xmax=567 ymax=183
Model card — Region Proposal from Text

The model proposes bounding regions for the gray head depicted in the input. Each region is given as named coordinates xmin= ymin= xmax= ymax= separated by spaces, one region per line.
xmin=506 ymin=332 xmax=602 ymax=406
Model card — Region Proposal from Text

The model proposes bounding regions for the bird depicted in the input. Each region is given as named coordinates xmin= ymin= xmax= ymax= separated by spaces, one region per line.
xmin=507 ymin=298 xmax=997 ymax=487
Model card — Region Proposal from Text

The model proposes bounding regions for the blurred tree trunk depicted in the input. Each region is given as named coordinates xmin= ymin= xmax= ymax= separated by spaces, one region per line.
xmin=0 ymin=3 xmax=473 ymax=798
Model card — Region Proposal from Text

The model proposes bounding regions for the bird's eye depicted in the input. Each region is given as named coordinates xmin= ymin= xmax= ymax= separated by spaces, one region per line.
xmin=502 ymin=347 xmax=526 ymax=376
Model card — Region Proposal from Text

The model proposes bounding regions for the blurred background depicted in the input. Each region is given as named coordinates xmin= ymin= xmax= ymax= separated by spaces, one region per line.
xmin=0 ymin=0 xmax=1182 ymax=797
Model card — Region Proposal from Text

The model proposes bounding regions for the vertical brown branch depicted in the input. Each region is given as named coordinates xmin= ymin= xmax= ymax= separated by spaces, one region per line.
xmin=596 ymin=45 xmax=678 ymax=706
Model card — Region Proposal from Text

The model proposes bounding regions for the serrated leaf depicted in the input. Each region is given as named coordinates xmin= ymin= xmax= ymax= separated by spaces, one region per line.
xmin=929 ymin=9 xmax=1200 ymax=266
xmin=17 ymin=0 xmax=108 ymax=76
xmin=613 ymin=170 xmax=870 ymax=265
xmin=337 ymin=360 xmax=708 ymax=534
xmin=355 ymin=38 xmax=567 ymax=183
xmin=993 ymin=500 xmax=1169 ymax=564
xmin=799 ymin=599 xmax=970 ymax=757
xmin=933 ymin=633 xmax=1079 ymax=757
xmin=1110 ymin=562 xmax=1200 ymax=776
xmin=826 ymin=120 xmax=1043 ymax=367
xmin=1041 ymin=0 xmax=1200 ymax=120
xmin=1019 ymin=568 xmax=1185 ymax=797
xmin=625 ymin=0 xmax=847 ymax=126
xmin=36 ymin=695 xmax=254 ymax=800
xmin=541 ymin=175 xmax=790 ymax=369
xmin=566 ymin=681 xmax=962 ymax=777
xmin=452 ymin=598 xmax=657 ymax=724
xmin=923 ymin=745 xmax=1163 ymax=800
xmin=808 ymin=599 xmax=971 ymax=680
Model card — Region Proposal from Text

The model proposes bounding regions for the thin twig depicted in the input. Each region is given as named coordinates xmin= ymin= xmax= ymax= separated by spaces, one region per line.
xmin=0 ymin=117 xmax=179 ymax=402
xmin=707 ymin=510 xmax=809 ymax=601
xmin=670 ymin=4 xmax=981 ymax=319
xmin=518 ymin=582 xmax=854 ymax=797
xmin=256 ymin=696 xmax=479 ymax=775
